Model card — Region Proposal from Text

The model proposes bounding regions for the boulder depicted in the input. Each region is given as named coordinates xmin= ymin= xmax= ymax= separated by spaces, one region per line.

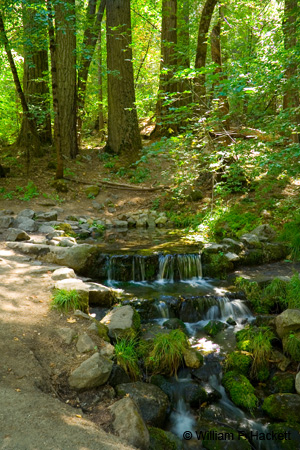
xmin=56 ymin=327 xmax=76 ymax=345
xmin=17 ymin=209 xmax=35 ymax=219
xmin=35 ymin=211 xmax=58 ymax=222
xmin=115 ymin=381 xmax=170 ymax=427
xmin=86 ymin=282 xmax=116 ymax=308
xmin=270 ymin=349 xmax=291 ymax=372
xmin=108 ymin=365 xmax=130 ymax=387
xmin=14 ymin=217 xmax=37 ymax=232
xmin=6 ymin=228 xmax=30 ymax=241
xmin=76 ymin=333 xmax=95 ymax=353
xmin=262 ymin=394 xmax=300 ymax=422
xmin=51 ymin=267 xmax=76 ymax=281
xmin=68 ymin=352 xmax=113 ymax=389
xmin=0 ymin=216 xmax=14 ymax=229
xmin=54 ymin=279 xmax=89 ymax=313
xmin=183 ymin=348 xmax=203 ymax=369
xmin=98 ymin=340 xmax=115 ymax=359
xmin=296 ymin=372 xmax=300 ymax=395
xmin=221 ymin=238 xmax=243 ymax=253
xmin=240 ymin=233 xmax=262 ymax=248
xmin=183 ymin=383 xmax=207 ymax=408
xmin=43 ymin=244 xmax=98 ymax=274
xmin=109 ymin=397 xmax=150 ymax=450
xmin=39 ymin=225 xmax=55 ymax=234
xmin=251 ymin=224 xmax=277 ymax=241
xmin=101 ymin=305 xmax=140 ymax=339
xmin=85 ymin=185 xmax=100 ymax=198
xmin=149 ymin=427 xmax=183 ymax=450
xmin=6 ymin=242 xmax=50 ymax=256
xmin=275 ymin=309 xmax=300 ymax=338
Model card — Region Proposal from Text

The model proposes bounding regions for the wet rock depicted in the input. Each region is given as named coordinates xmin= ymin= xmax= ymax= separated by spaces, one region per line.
xmin=101 ymin=305 xmax=140 ymax=339
xmin=226 ymin=317 xmax=237 ymax=326
xmin=204 ymin=320 xmax=228 ymax=337
xmin=6 ymin=228 xmax=30 ymax=241
xmin=183 ymin=349 xmax=204 ymax=369
xmin=56 ymin=327 xmax=76 ymax=345
xmin=86 ymin=282 xmax=116 ymax=308
xmin=51 ymin=267 xmax=76 ymax=280
xmin=268 ymin=372 xmax=296 ymax=394
xmin=76 ymin=333 xmax=95 ymax=353
xmin=275 ymin=309 xmax=300 ymax=338
xmin=262 ymin=393 xmax=300 ymax=422
xmin=115 ymin=381 xmax=170 ymax=427
xmin=69 ymin=352 xmax=113 ymax=389
xmin=109 ymin=397 xmax=150 ymax=450
xmin=150 ymin=375 xmax=174 ymax=401
xmin=183 ymin=382 xmax=207 ymax=407
xmin=108 ymin=364 xmax=131 ymax=387
xmin=163 ymin=318 xmax=188 ymax=334
xmin=149 ymin=427 xmax=183 ymax=450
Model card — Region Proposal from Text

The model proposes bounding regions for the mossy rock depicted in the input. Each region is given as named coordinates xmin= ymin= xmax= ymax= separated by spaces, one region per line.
xmin=202 ymin=253 xmax=234 ymax=279
xmin=268 ymin=423 xmax=300 ymax=449
xmin=282 ymin=331 xmax=300 ymax=362
xmin=269 ymin=373 xmax=296 ymax=394
xmin=51 ymin=179 xmax=68 ymax=193
xmin=183 ymin=383 xmax=207 ymax=407
xmin=85 ymin=185 xmax=100 ymax=198
xmin=240 ymin=249 xmax=264 ymax=266
xmin=222 ymin=370 xmax=258 ymax=412
xmin=56 ymin=223 xmax=76 ymax=237
xmin=201 ymin=426 xmax=251 ymax=449
xmin=97 ymin=322 xmax=110 ymax=342
xmin=163 ymin=318 xmax=188 ymax=334
xmin=225 ymin=352 xmax=252 ymax=376
xmin=183 ymin=348 xmax=204 ymax=369
xmin=149 ymin=427 xmax=183 ymax=450
xmin=204 ymin=320 xmax=228 ymax=337
xmin=262 ymin=394 xmax=300 ymax=423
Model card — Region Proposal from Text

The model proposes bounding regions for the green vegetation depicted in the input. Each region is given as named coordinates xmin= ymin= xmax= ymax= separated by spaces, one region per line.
xmin=50 ymin=289 xmax=86 ymax=313
xmin=222 ymin=370 xmax=259 ymax=412
xmin=114 ymin=338 xmax=140 ymax=381
xmin=225 ymin=351 xmax=252 ymax=376
xmin=284 ymin=332 xmax=300 ymax=362
xmin=145 ymin=330 xmax=189 ymax=376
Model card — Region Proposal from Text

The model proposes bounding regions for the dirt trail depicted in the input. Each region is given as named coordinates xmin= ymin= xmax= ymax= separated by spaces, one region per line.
xmin=0 ymin=243 xmax=133 ymax=450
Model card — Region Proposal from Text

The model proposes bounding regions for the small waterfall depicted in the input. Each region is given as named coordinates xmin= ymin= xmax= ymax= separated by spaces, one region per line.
xmin=157 ymin=254 xmax=202 ymax=283
xmin=155 ymin=301 xmax=169 ymax=319
xmin=132 ymin=255 xmax=146 ymax=282
xmin=170 ymin=398 xmax=196 ymax=438
xmin=204 ymin=297 xmax=252 ymax=321
xmin=106 ymin=255 xmax=120 ymax=283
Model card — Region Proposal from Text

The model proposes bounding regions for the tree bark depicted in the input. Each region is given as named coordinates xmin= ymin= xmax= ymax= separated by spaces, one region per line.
xmin=106 ymin=0 xmax=142 ymax=159
xmin=55 ymin=0 xmax=78 ymax=159
xmin=282 ymin=0 xmax=299 ymax=143
xmin=194 ymin=0 xmax=218 ymax=111
xmin=154 ymin=0 xmax=178 ymax=136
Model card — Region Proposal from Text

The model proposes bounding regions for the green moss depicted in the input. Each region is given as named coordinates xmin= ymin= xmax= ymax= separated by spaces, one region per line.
xmin=222 ymin=370 xmax=258 ymax=412
xmin=149 ymin=427 xmax=182 ymax=450
xmin=283 ymin=332 xmax=300 ymax=362
xmin=262 ymin=394 xmax=300 ymax=423
xmin=270 ymin=373 xmax=296 ymax=394
xmin=225 ymin=352 xmax=252 ymax=375
xmin=268 ymin=423 xmax=300 ymax=449
xmin=56 ymin=223 xmax=76 ymax=237
xmin=132 ymin=309 xmax=141 ymax=332
xmin=204 ymin=253 xmax=234 ymax=279
xmin=204 ymin=320 xmax=227 ymax=337
xmin=202 ymin=426 xmax=251 ymax=450
xmin=96 ymin=322 xmax=110 ymax=342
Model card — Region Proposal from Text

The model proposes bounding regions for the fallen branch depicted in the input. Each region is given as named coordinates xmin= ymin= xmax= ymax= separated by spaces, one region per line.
xmin=63 ymin=177 xmax=168 ymax=191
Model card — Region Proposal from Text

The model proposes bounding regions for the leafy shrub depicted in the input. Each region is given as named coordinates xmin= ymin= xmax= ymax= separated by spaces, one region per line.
xmin=51 ymin=289 xmax=84 ymax=312
xmin=285 ymin=273 xmax=300 ymax=308
xmin=115 ymin=338 xmax=140 ymax=380
xmin=280 ymin=215 xmax=300 ymax=261
xmin=146 ymin=330 xmax=188 ymax=376
xmin=222 ymin=370 xmax=258 ymax=412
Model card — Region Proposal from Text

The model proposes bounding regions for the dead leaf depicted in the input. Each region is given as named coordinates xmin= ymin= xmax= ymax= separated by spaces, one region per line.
xmin=75 ymin=414 xmax=82 ymax=418
xmin=67 ymin=318 xmax=76 ymax=323
xmin=15 ymin=388 xmax=21 ymax=392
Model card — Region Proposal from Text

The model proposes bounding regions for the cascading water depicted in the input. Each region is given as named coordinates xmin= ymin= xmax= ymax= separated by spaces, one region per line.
xmin=132 ymin=255 xmax=146 ymax=282
xmin=203 ymin=297 xmax=252 ymax=321
xmin=157 ymin=253 xmax=202 ymax=283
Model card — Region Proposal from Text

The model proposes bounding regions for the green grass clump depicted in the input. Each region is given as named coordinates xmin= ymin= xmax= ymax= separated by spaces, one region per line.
xmin=235 ymin=277 xmax=267 ymax=313
xmin=115 ymin=338 xmax=140 ymax=381
xmin=146 ymin=330 xmax=189 ymax=376
xmin=225 ymin=351 xmax=252 ymax=375
xmin=222 ymin=370 xmax=258 ymax=412
xmin=285 ymin=273 xmax=300 ymax=308
xmin=284 ymin=332 xmax=300 ymax=362
xmin=280 ymin=215 xmax=300 ymax=261
xmin=51 ymin=289 xmax=84 ymax=312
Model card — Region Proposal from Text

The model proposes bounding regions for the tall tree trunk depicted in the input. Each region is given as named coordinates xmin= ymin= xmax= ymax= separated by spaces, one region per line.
xmin=0 ymin=11 xmax=40 ymax=159
xmin=282 ymin=0 xmax=299 ymax=143
xmin=154 ymin=0 xmax=178 ymax=136
xmin=177 ymin=0 xmax=191 ymax=110
xmin=47 ymin=0 xmax=63 ymax=179
xmin=97 ymin=34 xmax=105 ymax=140
xmin=17 ymin=1 xmax=52 ymax=153
xmin=210 ymin=15 xmax=230 ymax=129
xmin=77 ymin=0 xmax=106 ymax=142
xmin=106 ymin=0 xmax=141 ymax=159
xmin=194 ymin=0 xmax=218 ymax=112
xmin=55 ymin=0 xmax=78 ymax=159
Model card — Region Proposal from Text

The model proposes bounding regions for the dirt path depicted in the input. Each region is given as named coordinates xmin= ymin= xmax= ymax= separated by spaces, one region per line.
xmin=0 ymin=243 xmax=133 ymax=450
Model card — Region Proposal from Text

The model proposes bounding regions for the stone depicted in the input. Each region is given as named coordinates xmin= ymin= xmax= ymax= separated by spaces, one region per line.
xmin=136 ymin=218 xmax=147 ymax=227
xmin=69 ymin=352 xmax=113 ymax=389
xmin=155 ymin=216 xmax=168 ymax=225
xmin=35 ymin=211 xmax=58 ymax=222
xmin=76 ymin=333 xmax=95 ymax=353
xmin=98 ymin=340 xmax=115 ymax=359
xmin=296 ymin=372 xmax=300 ymax=395
xmin=6 ymin=228 xmax=30 ymax=241
xmin=183 ymin=349 xmax=203 ymax=369
xmin=6 ymin=242 xmax=51 ymax=257
xmin=92 ymin=201 xmax=104 ymax=211
xmin=115 ymin=382 xmax=170 ymax=427
xmin=240 ymin=233 xmax=262 ymax=249
xmin=46 ymin=230 xmax=65 ymax=239
xmin=59 ymin=237 xmax=77 ymax=247
xmin=108 ymin=365 xmax=131 ymax=387
xmin=112 ymin=220 xmax=128 ymax=228
xmin=183 ymin=382 xmax=207 ymax=407
xmin=17 ymin=209 xmax=35 ymax=219
xmin=275 ymin=309 xmax=300 ymax=338
xmin=55 ymin=279 xmax=89 ymax=313
xmin=86 ymin=282 xmax=116 ymax=308
xmin=101 ymin=305 xmax=140 ymax=339
xmin=262 ymin=394 xmax=300 ymax=422
xmin=251 ymin=224 xmax=277 ymax=241
xmin=43 ymin=244 xmax=98 ymax=273
xmin=224 ymin=252 xmax=240 ymax=262
xmin=51 ymin=267 xmax=76 ymax=281
xmin=0 ymin=216 xmax=14 ymax=229
xmin=14 ymin=217 xmax=37 ymax=232
xmin=74 ymin=310 xmax=92 ymax=320
xmin=85 ymin=185 xmax=100 ymax=198
xmin=221 ymin=238 xmax=243 ymax=253
xmin=39 ymin=225 xmax=55 ymax=234
xmin=109 ymin=397 xmax=150 ymax=450
xmin=149 ymin=428 xmax=183 ymax=450
xmin=203 ymin=243 xmax=227 ymax=254
xmin=56 ymin=327 xmax=76 ymax=345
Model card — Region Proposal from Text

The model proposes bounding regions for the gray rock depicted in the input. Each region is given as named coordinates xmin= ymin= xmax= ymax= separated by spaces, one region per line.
xmin=275 ymin=309 xmax=300 ymax=338
xmin=6 ymin=242 xmax=50 ymax=256
xmin=69 ymin=352 xmax=113 ymax=389
xmin=39 ymin=225 xmax=55 ymax=234
xmin=86 ymin=282 xmax=116 ymax=308
xmin=59 ymin=237 xmax=77 ymax=247
xmin=221 ymin=238 xmax=243 ymax=253
xmin=112 ymin=220 xmax=128 ymax=228
xmin=109 ymin=397 xmax=149 ymax=450
xmin=46 ymin=230 xmax=65 ymax=239
xmin=52 ymin=267 xmax=76 ymax=281
xmin=155 ymin=216 xmax=168 ymax=225
xmin=17 ymin=209 xmax=35 ymax=219
xmin=76 ymin=333 xmax=95 ymax=353
xmin=99 ymin=341 xmax=115 ymax=359
xmin=92 ymin=201 xmax=104 ymax=211
xmin=203 ymin=243 xmax=227 ymax=253
xmin=42 ymin=244 xmax=97 ymax=273
xmin=251 ymin=224 xmax=277 ymax=241
xmin=101 ymin=305 xmax=139 ymax=339
xmin=35 ymin=211 xmax=58 ymax=222
xmin=224 ymin=252 xmax=240 ymax=262
xmin=0 ymin=216 xmax=14 ymax=229
xmin=115 ymin=381 xmax=170 ymax=427
xmin=6 ymin=228 xmax=30 ymax=242
xmin=74 ymin=310 xmax=92 ymax=320
xmin=57 ymin=327 xmax=76 ymax=345
xmin=14 ymin=217 xmax=38 ymax=232
xmin=296 ymin=372 xmax=300 ymax=395
xmin=240 ymin=233 xmax=262 ymax=248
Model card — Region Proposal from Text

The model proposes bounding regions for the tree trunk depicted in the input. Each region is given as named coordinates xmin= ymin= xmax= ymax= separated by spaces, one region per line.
xmin=106 ymin=0 xmax=141 ymax=159
xmin=55 ymin=0 xmax=78 ymax=159
xmin=0 ymin=11 xmax=41 ymax=159
xmin=282 ymin=0 xmax=299 ymax=143
xmin=77 ymin=0 xmax=106 ymax=142
xmin=194 ymin=0 xmax=218 ymax=111
xmin=154 ymin=0 xmax=178 ymax=136
xmin=17 ymin=1 xmax=52 ymax=153
xmin=97 ymin=34 xmax=105 ymax=140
